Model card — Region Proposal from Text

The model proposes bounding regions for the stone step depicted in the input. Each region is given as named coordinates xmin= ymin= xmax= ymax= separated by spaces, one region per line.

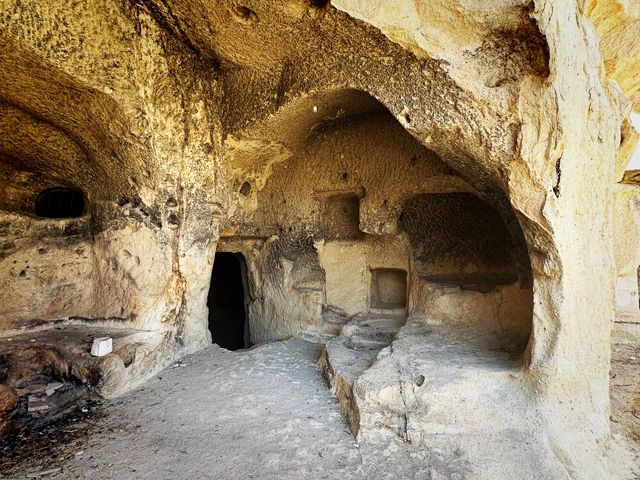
xmin=317 ymin=313 xmax=407 ymax=436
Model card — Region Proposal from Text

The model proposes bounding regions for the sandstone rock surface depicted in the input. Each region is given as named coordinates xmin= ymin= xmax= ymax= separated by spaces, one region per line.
xmin=0 ymin=0 xmax=638 ymax=478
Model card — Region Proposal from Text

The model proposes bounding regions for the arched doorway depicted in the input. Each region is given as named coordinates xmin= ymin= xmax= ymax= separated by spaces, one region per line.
xmin=207 ymin=252 xmax=250 ymax=350
xmin=224 ymin=88 xmax=533 ymax=358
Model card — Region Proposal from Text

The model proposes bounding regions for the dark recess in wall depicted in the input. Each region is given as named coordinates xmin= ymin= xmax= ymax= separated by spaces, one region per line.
xmin=370 ymin=268 xmax=407 ymax=309
xmin=400 ymin=192 xmax=518 ymax=286
xmin=207 ymin=252 xmax=249 ymax=350
xmin=323 ymin=193 xmax=361 ymax=240
xmin=35 ymin=188 xmax=85 ymax=219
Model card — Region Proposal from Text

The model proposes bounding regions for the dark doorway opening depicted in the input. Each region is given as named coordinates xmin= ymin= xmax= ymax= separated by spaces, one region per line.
xmin=207 ymin=252 xmax=249 ymax=350
xmin=35 ymin=187 xmax=85 ymax=218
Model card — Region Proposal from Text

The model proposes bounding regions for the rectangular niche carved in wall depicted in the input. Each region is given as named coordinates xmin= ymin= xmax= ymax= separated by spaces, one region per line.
xmin=370 ymin=268 xmax=407 ymax=309
xmin=323 ymin=193 xmax=361 ymax=240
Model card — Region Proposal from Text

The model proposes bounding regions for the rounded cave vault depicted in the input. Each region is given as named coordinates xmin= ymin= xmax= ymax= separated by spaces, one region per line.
xmin=399 ymin=192 xmax=533 ymax=353
xmin=225 ymin=88 xmax=533 ymax=358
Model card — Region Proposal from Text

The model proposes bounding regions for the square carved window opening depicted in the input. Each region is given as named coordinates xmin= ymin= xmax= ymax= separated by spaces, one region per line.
xmin=370 ymin=268 xmax=407 ymax=309
xmin=323 ymin=193 xmax=361 ymax=240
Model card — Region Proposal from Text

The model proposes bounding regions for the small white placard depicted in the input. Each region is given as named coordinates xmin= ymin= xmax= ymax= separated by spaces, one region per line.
xmin=91 ymin=337 xmax=113 ymax=357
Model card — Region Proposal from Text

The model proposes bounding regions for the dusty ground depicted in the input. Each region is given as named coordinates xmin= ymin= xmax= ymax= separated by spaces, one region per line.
xmin=610 ymin=339 xmax=640 ymax=479
xmin=1 ymin=339 xmax=367 ymax=479
xmin=1 ymin=336 xmax=639 ymax=480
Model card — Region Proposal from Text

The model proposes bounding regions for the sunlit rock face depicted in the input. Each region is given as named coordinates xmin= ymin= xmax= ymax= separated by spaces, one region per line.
xmin=0 ymin=0 xmax=637 ymax=477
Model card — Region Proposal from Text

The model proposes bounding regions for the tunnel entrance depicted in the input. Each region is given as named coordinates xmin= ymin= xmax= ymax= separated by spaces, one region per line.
xmin=35 ymin=187 xmax=85 ymax=218
xmin=207 ymin=252 xmax=249 ymax=351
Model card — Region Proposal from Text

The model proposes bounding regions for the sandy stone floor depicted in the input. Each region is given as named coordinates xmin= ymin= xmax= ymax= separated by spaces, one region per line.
xmin=610 ymin=340 xmax=640 ymax=478
xmin=1 ymin=336 xmax=639 ymax=480
xmin=1 ymin=340 xmax=367 ymax=480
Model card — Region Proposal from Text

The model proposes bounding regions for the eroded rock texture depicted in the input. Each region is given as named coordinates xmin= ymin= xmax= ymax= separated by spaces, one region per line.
xmin=0 ymin=0 xmax=638 ymax=478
